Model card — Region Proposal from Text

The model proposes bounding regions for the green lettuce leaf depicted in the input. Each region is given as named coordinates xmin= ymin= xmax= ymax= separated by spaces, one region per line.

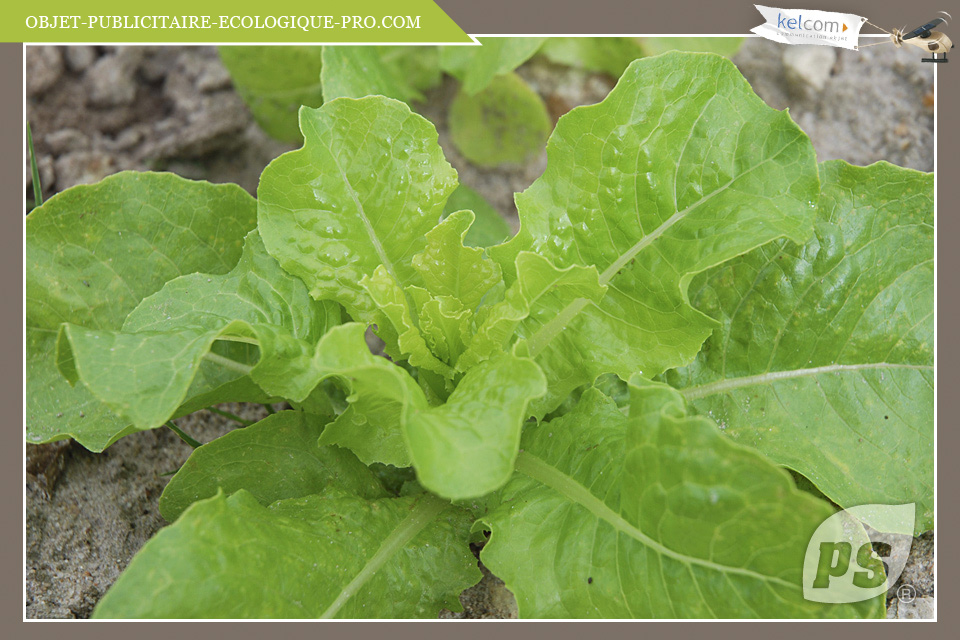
xmin=408 ymin=288 xmax=473 ymax=365
xmin=321 ymin=46 xmax=442 ymax=103
xmin=666 ymin=160 xmax=934 ymax=533
xmin=442 ymin=185 xmax=511 ymax=247
xmin=456 ymin=252 xmax=606 ymax=373
xmin=398 ymin=209 xmax=505 ymax=368
xmin=405 ymin=352 xmax=546 ymax=499
xmin=26 ymin=172 xmax=257 ymax=451
xmin=489 ymin=52 xmax=820 ymax=415
xmin=56 ymin=231 xmax=341 ymax=431
xmin=159 ymin=411 xmax=385 ymax=521
xmin=440 ymin=38 xmax=546 ymax=95
xmin=310 ymin=325 xmax=548 ymax=500
xmin=218 ymin=46 xmax=324 ymax=143
xmin=257 ymin=97 xmax=457 ymax=361
xmin=308 ymin=326 xmax=549 ymax=501
xmin=412 ymin=209 xmax=502 ymax=311
xmin=94 ymin=490 xmax=480 ymax=618
xmin=361 ymin=267 xmax=458 ymax=380
xmin=479 ymin=382 xmax=884 ymax=618
xmin=312 ymin=324 xmax=427 ymax=467
xmin=448 ymin=72 xmax=551 ymax=167
xmin=62 ymin=308 xmax=419 ymax=468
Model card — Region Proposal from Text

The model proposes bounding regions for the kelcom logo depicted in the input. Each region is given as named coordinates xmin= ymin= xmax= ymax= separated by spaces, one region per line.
xmin=752 ymin=6 xmax=865 ymax=50
xmin=802 ymin=504 xmax=915 ymax=604
xmin=777 ymin=12 xmax=849 ymax=33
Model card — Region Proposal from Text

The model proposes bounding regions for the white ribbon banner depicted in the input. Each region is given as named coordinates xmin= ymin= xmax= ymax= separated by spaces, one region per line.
xmin=752 ymin=5 xmax=866 ymax=50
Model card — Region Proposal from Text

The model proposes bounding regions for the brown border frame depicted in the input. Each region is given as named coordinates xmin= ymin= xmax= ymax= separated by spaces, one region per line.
xmin=7 ymin=0 xmax=956 ymax=634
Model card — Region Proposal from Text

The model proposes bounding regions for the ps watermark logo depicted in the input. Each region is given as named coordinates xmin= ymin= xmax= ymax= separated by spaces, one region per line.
xmin=803 ymin=504 xmax=915 ymax=604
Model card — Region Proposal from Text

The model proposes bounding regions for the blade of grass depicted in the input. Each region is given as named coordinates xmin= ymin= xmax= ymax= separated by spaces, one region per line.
xmin=27 ymin=121 xmax=42 ymax=207
xmin=166 ymin=421 xmax=202 ymax=449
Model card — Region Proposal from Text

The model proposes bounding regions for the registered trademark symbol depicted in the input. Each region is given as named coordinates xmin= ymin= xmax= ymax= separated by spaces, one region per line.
xmin=897 ymin=584 xmax=917 ymax=603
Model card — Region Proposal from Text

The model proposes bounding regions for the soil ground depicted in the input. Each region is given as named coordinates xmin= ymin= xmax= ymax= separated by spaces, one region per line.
xmin=25 ymin=39 xmax=935 ymax=619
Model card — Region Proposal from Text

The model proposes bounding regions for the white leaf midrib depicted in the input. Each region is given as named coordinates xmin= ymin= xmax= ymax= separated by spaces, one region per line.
xmin=680 ymin=362 xmax=933 ymax=401
xmin=526 ymin=139 xmax=798 ymax=358
xmin=514 ymin=451 xmax=800 ymax=593
xmin=319 ymin=494 xmax=446 ymax=618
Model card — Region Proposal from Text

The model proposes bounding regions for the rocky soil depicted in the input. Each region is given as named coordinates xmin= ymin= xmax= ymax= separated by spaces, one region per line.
xmin=25 ymin=39 xmax=935 ymax=619
xmin=25 ymin=46 xmax=291 ymax=202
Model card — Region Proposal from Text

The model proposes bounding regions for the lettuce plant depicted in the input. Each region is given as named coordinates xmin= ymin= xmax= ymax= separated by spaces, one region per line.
xmin=26 ymin=52 xmax=932 ymax=618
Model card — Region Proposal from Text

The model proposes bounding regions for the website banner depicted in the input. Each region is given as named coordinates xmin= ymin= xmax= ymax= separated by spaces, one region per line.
xmin=10 ymin=0 xmax=472 ymax=43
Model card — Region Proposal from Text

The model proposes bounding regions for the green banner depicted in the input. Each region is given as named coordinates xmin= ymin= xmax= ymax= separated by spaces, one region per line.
xmin=9 ymin=1 xmax=472 ymax=43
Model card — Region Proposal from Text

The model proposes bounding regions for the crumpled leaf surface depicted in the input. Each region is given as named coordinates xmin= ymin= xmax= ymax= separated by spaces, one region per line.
xmin=26 ymin=172 xmax=257 ymax=451
xmin=361 ymin=266 xmax=456 ymax=379
xmin=94 ymin=489 xmax=480 ymax=618
xmin=412 ymin=210 xmax=502 ymax=312
xmin=409 ymin=288 xmax=472 ymax=365
xmin=257 ymin=97 xmax=457 ymax=360
xmin=456 ymin=251 xmax=606 ymax=373
xmin=160 ymin=411 xmax=385 ymax=522
xmin=489 ymin=52 xmax=820 ymax=415
xmin=310 ymin=323 xmax=552 ymax=500
xmin=321 ymin=46 xmax=442 ymax=103
xmin=218 ymin=46 xmax=325 ymax=143
xmin=56 ymin=231 xmax=341 ymax=431
xmin=666 ymin=160 xmax=934 ymax=533
xmin=479 ymin=383 xmax=884 ymax=618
